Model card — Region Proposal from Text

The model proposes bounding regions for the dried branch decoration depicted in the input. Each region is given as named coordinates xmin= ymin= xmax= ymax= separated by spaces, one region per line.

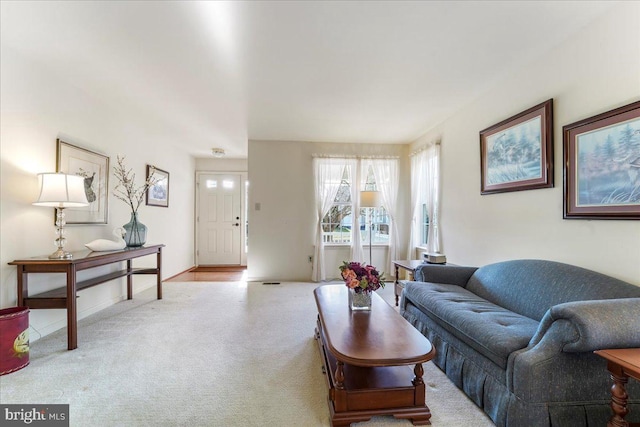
xmin=112 ymin=155 xmax=158 ymax=214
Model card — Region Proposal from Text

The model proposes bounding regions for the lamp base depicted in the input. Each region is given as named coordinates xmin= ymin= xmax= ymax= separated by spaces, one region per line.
xmin=48 ymin=248 xmax=73 ymax=259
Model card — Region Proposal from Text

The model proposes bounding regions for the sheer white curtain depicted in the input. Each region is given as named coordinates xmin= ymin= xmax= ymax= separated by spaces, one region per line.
xmin=312 ymin=157 xmax=345 ymax=281
xmin=364 ymin=158 xmax=399 ymax=273
xmin=408 ymin=143 xmax=441 ymax=257
xmin=408 ymin=151 xmax=425 ymax=258
xmin=347 ymin=159 xmax=365 ymax=263
xmin=425 ymin=143 xmax=441 ymax=253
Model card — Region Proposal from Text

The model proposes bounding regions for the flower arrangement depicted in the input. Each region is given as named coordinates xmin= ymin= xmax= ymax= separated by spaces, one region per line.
xmin=112 ymin=156 xmax=158 ymax=247
xmin=112 ymin=155 xmax=157 ymax=214
xmin=339 ymin=261 xmax=386 ymax=293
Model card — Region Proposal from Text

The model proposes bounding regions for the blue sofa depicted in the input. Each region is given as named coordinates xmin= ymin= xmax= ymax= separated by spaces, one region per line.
xmin=399 ymin=259 xmax=640 ymax=427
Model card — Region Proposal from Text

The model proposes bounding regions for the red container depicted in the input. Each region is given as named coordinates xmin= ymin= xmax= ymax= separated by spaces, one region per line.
xmin=0 ymin=307 xmax=30 ymax=375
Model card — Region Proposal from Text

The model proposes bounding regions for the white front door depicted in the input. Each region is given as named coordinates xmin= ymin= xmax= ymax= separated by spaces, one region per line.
xmin=197 ymin=173 xmax=242 ymax=265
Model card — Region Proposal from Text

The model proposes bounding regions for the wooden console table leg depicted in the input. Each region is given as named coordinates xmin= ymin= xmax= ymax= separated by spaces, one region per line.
xmin=127 ymin=259 xmax=133 ymax=300
xmin=16 ymin=267 xmax=27 ymax=307
xmin=607 ymin=363 xmax=630 ymax=427
xmin=157 ymin=247 xmax=163 ymax=300
xmin=66 ymin=265 xmax=78 ymax=350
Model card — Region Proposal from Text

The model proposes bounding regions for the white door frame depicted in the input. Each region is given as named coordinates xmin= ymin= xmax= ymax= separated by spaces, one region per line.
xmin=195 ymin=171 xmax=248 ymax=267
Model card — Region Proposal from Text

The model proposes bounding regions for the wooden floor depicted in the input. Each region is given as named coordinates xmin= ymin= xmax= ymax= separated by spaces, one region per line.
xmin=166 ymin=266 xmax=247 ymax=282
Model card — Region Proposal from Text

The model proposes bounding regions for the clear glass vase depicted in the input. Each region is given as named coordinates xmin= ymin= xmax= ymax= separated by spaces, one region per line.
xmin=123 ymin=212 xmax=147 ymax=247
xmin=348 ymin=288 xmax=372 ymax=311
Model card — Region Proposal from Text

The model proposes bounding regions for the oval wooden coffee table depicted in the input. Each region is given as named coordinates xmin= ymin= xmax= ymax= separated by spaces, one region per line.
xmin=314 ymin=285 xmax=436 ymax=426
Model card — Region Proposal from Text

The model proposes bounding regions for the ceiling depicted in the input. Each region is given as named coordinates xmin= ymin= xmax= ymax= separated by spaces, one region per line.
xmin=1 ymin=1 xmax=616 ymax=158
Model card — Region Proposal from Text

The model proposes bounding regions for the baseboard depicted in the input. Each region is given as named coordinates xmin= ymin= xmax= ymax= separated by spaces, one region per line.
xmin=193 ymin=265 xmax=247 ymax=272
xmin=163 ymin=266 xmax=197 ymax=281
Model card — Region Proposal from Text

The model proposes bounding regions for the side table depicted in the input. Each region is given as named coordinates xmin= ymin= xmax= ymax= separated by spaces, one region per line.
xmin=392 ymin=260 xmax=424 ymax=306
xmin=594 ymin=348 xmax=640 ymax=427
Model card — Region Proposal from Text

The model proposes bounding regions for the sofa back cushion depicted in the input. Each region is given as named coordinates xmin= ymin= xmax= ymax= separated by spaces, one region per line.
xmin=465 ymin=259 xmax=640 ymax=321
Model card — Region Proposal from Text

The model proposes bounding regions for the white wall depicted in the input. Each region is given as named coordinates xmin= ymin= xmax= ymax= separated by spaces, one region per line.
xmin=195 ymin=158 xmax=248 ymax=172
xmin=248 ymin=140 xmax=410 ymax=282
xmin=411 ymin=2 xmax=640 ymax=285
xmin=0 ymin=47 xmax=196 ymax=339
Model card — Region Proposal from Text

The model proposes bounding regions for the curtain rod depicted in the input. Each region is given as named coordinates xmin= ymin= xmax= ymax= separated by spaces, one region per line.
xmin=410 ymin=140 xmax=441 ymax=157
xmin=312 ymin=154 xmax=400 ymax=159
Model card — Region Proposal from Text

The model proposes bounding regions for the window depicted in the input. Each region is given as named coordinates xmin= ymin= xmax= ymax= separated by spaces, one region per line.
xmin=321 ymin=167 xmax=352 ymax=243
xmin=409 ymin=144 xmax=440 ymax=253
xmin=362 ymin=166 xmax=389 ymax=245
xmin=321 ymin=165 xmax=389 ymax=245
xmin=421 ymin=204 xmax=430 ymax=245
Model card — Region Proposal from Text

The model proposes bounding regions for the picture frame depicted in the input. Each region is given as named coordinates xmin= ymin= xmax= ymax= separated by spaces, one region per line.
xmin=563 ymin=100 xmax=640 ymax=219
xmin=480 ymin=99 xmax=553 ymax=195
xmin=56 ymin=139 xmax=109 ymax=224
xmin=146 ymin=165 xmax=169 ymax=208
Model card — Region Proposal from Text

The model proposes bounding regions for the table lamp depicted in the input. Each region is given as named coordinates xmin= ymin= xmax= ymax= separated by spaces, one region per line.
xmin=33 ymin=172 xmax=89 ymax=259
xmin=360 ymin=191 xmax=381 ymax=265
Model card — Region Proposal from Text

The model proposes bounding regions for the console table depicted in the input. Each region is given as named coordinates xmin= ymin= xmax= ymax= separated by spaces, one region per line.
xmin=9 ymin=244 xmax=164 ymax=350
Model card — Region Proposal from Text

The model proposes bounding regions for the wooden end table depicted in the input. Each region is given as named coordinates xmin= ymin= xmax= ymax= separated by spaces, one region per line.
xmin=595 ymin=348 xmax=640 ymax=427
xmin=392 ymin=260 xmax=458 ymax=306
xmin=392 ymin=260 xmax=424 ymax=306
xmin=314 ymin=285 xmax=436 ymax=426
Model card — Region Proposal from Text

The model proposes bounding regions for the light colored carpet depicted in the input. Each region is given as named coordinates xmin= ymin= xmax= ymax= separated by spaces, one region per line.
xmin=0 ymin=280 xmax=494 ymax=427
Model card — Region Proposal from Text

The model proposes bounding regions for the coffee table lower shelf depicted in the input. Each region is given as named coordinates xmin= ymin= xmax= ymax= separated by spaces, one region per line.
xmin=315 ymin=320 xmax=431 ymax=426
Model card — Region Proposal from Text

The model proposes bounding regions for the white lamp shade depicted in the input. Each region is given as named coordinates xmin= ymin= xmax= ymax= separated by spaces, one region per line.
xmin=33 ymin=172 xmax=89 ymax=208
xmin=360 ymin=191 xmax=381 ymax=208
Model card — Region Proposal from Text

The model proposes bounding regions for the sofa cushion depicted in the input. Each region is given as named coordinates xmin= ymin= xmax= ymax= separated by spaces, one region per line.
xmin=404 ymin=281 xmax=539 ymax=369
xmin=465 ymin=259 xmax=640 ymax=321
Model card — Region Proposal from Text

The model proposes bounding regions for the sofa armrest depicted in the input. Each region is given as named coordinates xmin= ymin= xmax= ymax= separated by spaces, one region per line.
xmin=508 ymin=298 xmax=640 ymax=401
xmin=413 ymin=264 xmax=478 ymax=286
xmin=529 ymin=298 xmax=640 ymax=352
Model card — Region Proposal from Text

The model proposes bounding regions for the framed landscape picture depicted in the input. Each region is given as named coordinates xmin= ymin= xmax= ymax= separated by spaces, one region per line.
xmin=146 ymin=165 xmax=169 ymax=207
xmin=56 ymin=139 xmax=109 ymax=224
xmin=480 ymin=99 xmax=553 ymax=195
xmin=563 ymin=100 xmax=640 ymax=219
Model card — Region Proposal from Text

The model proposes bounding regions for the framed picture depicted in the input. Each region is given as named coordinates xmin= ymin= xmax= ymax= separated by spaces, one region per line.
xmin=563 ymin=100 xmax=640 ymax=219
xmin=56 ymin=139 xmax=109 ymax=224
xmin=146 ymin=165 xmax=169 ymax=207
xmin=480 ymin=99 xmax=553 ymax=194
